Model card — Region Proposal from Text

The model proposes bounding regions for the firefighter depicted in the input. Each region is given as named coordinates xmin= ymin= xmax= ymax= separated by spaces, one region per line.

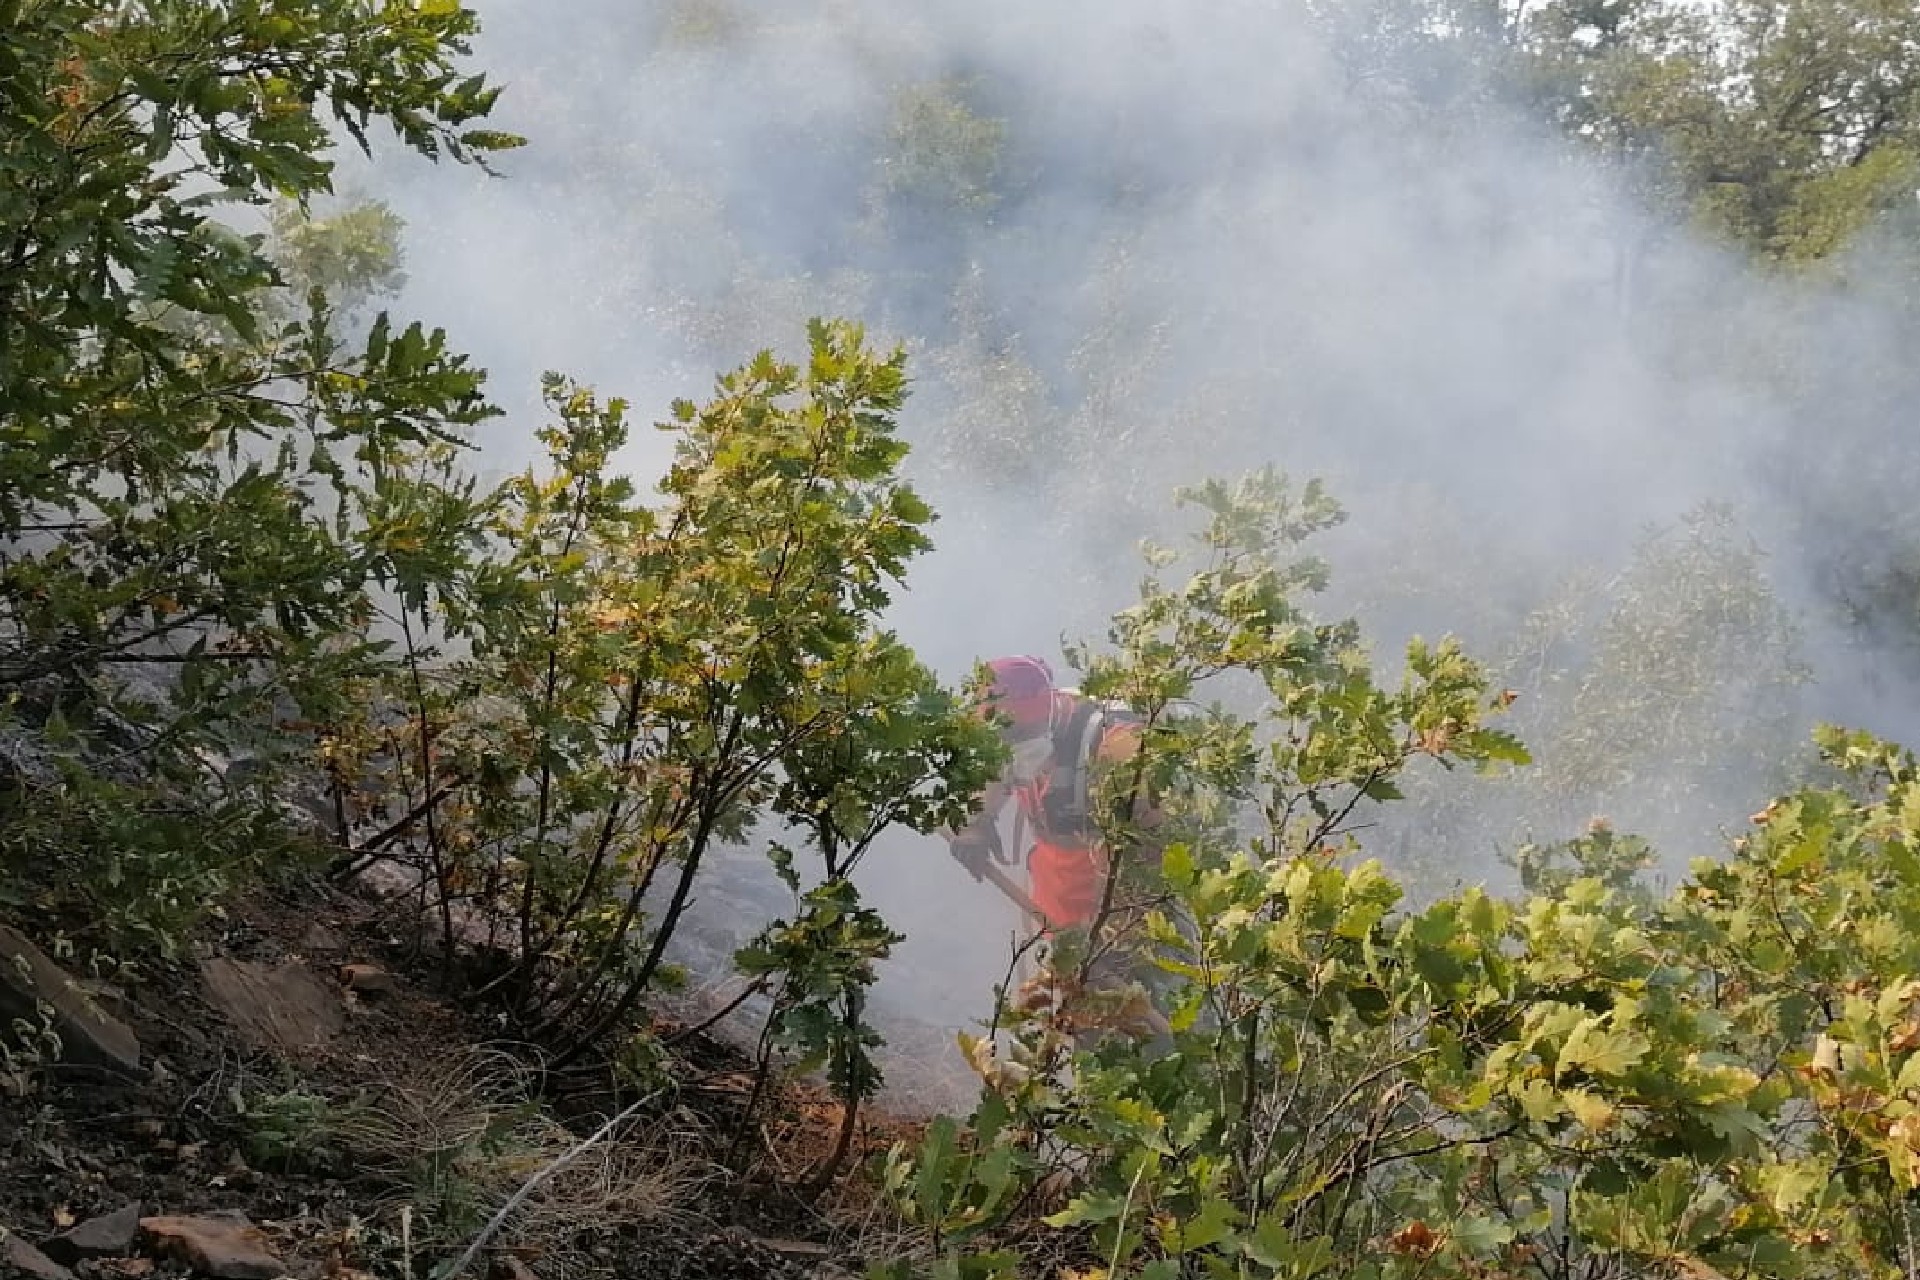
xmin=948 ymin=655 xmax=1170 ymax=1039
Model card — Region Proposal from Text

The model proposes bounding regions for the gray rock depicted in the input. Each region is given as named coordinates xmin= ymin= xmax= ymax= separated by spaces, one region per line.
xmin=295 ymin=923 xmax=347 ymax=957
xmin=0 ymin=925 xmax=141 ymax=1077
xmin=0 ymin=728 xmax=60 ymax=793
xmin=199 ymin=958 xmax=343 ymax=1056
xmin=336 ymin=963 xmax=394 ymax=995
xmin=1 ymin=1228 xmax=74 ymax=1280
xmin=40 ymin=1202 xmax=142 ymax=1265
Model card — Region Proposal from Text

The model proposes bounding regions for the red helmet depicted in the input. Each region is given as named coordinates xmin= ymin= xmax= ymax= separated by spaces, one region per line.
xmin=981 ymin=655 xmax=1056 ymax=740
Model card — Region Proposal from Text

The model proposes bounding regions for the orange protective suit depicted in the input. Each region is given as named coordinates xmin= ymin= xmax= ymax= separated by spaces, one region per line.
xmin=1007 ymin=714 xmax=1148 ymax=931
xmin=1022 ymin=839 xmax=1110 ymax=929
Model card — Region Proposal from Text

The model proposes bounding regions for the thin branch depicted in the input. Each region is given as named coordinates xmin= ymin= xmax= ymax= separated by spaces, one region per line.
xmin=663 ymin=977 xmax=770 ymax=1049
xmin=441 ymin=1088 xmax=666 ymax=1280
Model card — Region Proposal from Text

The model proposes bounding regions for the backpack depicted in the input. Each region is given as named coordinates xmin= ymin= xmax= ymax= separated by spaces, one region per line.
xmin=1029 ymin=693 xmax=1144 ymax=845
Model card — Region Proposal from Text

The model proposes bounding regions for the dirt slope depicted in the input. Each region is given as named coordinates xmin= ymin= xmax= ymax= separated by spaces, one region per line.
xmin=0 ymin=880 xmax=933 ymax=1280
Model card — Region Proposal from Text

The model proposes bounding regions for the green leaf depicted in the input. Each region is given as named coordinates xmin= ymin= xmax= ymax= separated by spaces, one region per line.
xmin=1556 ymin=1017 xmax=1651 ymax=1079
xmin=1768 ymin=1159 xmax=1831 ymax=1212
xmin=1513 ymin=1078 xmax=1564 ymax=1123
xmin=1168 ymin=1196 xmax=1241 ymax=1253
xmin=1449 ymin=1215 xmax=1514 ymax=1255
xmin=1044 ymin=1190 xmax=1132 ymax=1228
xmin=915 ymin=1116 xmax=957 ymax=1221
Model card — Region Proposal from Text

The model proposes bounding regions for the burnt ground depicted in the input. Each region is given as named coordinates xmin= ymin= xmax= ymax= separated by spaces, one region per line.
xmin=0 ymin=877 xmax=946 ymax=1280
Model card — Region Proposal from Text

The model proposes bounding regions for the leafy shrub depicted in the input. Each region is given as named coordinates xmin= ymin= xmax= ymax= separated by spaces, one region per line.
xmin=317 ymin=321 xmax=1002 ymax=1080
xmin=0 ymin=0 xmax=518 ymax=951
xmin=875 ymin=476 xmax=1920 ymax=1279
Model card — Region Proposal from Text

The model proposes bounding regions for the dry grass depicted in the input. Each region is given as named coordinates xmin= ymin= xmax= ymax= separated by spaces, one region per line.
xmin=725 ymin=1074 xmax=946 ymax=1270
xmin=245 ymin=1046 xmax=716 ymax=1277
xmin=499 ymin=1111 xmax=718 ymax=1270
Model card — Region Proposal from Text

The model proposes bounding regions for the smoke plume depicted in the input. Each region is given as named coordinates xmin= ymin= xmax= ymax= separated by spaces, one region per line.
xmin=335 ymin=0 xmax=1920 ymax=1101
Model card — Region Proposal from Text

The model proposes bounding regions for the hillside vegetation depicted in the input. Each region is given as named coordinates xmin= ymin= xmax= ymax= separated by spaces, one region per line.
xmin=9 ymin=3 xmax=1920 ymax=1280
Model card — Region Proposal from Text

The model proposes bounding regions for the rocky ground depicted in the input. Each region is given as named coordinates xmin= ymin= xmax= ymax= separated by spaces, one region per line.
xmin=0 ymin=877 xmax=944 ymax=1280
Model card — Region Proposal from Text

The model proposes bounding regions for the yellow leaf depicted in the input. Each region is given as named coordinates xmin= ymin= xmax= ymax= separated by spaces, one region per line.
xmin=1563 ymin=1088 xmax=1617 ymax=1133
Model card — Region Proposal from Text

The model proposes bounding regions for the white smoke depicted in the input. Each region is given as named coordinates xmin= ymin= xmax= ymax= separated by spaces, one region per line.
xmin=334 ymin=0 xmax=1920 ymax=1101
